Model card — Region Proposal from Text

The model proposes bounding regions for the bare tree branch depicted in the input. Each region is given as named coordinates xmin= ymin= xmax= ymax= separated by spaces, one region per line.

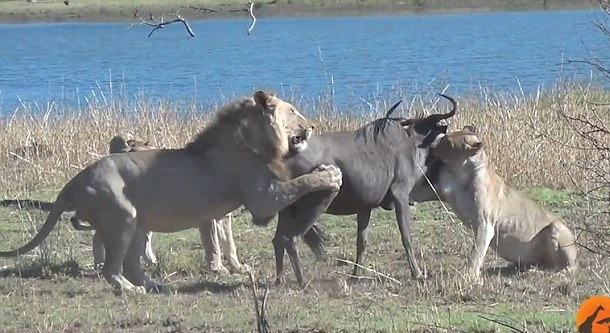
xmin=247 ymin=2 xmax=257 ymax=35
xmin=130 ymin=11 xmax=195 ymax=38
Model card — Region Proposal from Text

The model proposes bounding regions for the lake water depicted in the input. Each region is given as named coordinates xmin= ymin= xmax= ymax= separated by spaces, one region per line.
xmin=0 ymin=9 xmax=606 ymax=114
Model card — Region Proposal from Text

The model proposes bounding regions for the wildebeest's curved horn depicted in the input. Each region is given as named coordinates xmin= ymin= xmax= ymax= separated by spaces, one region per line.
xmin=424 ymin=93 xmax=456 ymax=123
xmin=384 ymin=100 xmax=403 ymax=118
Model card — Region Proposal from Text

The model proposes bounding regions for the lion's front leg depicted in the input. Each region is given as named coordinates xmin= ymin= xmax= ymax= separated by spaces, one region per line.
xmin=199 ymin=220 xmax=228 ymax=273
xmin=466 ymin=216 xmax=495 ymax=283
xmin=246 ymin=164 xmax=342 ymax=222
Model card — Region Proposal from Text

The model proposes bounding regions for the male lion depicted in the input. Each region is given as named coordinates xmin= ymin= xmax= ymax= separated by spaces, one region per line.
xmin=0 ymin=91 xmax=342 ymax=294
xmin=410 ymin=126 xmax=578 ymax=281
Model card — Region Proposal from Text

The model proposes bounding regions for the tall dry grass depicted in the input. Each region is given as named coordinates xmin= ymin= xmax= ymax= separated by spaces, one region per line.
xmin=0 ymin=84 xmax=606 ymax=197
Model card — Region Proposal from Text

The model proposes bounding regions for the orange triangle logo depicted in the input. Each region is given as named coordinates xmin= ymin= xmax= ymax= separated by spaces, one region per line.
xmin=577 ymin=295 xmax=610 ymax=333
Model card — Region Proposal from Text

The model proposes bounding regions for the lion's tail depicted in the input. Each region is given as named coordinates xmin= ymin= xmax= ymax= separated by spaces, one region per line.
xmin=0 ymin=197 xmax=68 ymax=258
xmin=0 ymin=199 xmax=54 ymax=211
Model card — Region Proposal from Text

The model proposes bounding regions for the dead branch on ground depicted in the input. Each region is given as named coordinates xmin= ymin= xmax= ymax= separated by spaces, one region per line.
xmin=130 ymin=11 xmax=196 ymax=38
xmin=247 ymin=269 xmax=270 ymax=333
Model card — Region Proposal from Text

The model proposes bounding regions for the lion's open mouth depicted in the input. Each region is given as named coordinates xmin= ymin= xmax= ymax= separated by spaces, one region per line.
xmin=289 ymin=128 xmax=312 ymax=153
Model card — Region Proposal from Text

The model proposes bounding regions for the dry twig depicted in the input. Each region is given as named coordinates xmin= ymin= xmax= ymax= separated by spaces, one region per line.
xmin=247 ymin=269 xmax=270 ymax=333
xmin=477 ymin=314 xmax=528 ymax=333
xmin=331 ymin=257 xmax=403 ymax=285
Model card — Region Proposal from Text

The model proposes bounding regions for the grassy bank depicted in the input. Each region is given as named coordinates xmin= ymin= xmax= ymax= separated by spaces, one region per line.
xmin=0 ymin=86 xmax=608 ymax=332
xmin=0 ymin=0 xmax=598 ymax=23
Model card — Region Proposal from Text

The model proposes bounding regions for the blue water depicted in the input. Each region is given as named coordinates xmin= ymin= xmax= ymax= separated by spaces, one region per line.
xmin=0 ymin=9 xmax=605 ymax=113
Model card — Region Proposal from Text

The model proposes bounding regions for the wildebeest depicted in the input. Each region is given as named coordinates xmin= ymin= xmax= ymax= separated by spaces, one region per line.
xmin=264 ymin=94 xmax=457 ymax=286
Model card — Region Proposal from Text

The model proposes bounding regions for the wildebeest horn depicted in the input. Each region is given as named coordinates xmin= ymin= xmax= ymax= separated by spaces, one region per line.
xmin=425 ymin=93 xmax=456 ymax=123
xmin=399 ymin=93 xmax=456 ymax=126
xmin=384 ymin=100 xmax=403 ymax=118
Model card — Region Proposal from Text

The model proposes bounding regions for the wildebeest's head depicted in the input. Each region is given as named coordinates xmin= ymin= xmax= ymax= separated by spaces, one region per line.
xmin=398 ymin=94 xmax=456 ymax=148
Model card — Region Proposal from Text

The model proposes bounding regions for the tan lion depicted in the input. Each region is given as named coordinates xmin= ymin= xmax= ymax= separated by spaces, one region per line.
xmin=5 ymin=136 xmax=246 ymax=274
xmin=0 ymin=91 xmax=342 ymax=294
xmin=410 ymin=126 xmax=577 ymax=281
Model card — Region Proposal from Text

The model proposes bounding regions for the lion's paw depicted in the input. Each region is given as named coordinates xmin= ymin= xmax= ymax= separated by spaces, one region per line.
xmin=314 ymin=164 xmax=343 ymax=191
xmin=207 ymin=263 xmax=230 ymax=274
xmin=229 ymin=262 xmax=250 ymax=274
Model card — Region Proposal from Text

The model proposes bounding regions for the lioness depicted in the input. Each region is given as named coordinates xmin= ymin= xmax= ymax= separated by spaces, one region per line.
xmin=410 ymin=126 xmax=577 ymax=281
xmin=0 ymin=91 xmax=342 ymax=294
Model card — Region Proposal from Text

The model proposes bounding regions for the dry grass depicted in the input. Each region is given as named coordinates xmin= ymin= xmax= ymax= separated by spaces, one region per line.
xmin=0 ymin=84 xmax=605 ymax=197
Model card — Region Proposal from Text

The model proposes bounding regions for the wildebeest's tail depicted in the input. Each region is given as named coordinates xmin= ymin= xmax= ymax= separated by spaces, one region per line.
xmin=0 ymin=197 xmax=68 ymax=258
xmin=303 ymin=223 xmax=326 ymax=262
xmin=0 ymin=199 xmax=54 ymax=211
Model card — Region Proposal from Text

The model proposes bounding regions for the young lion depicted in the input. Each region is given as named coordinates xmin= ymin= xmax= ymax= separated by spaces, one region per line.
xmin=411 ymin=126 xmax=577 ymax=281
xmin=80 ymin=135 xmax=247 ymax=274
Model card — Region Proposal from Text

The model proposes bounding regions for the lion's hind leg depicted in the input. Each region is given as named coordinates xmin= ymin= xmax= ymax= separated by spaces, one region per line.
xmin=218 ymin=214 xmax=248 ymax=273
xmin=123 ymin=228 xmax=162 ymax=292
xmin=95 ymin=203 xmax=144 ymax=294
xmin=536 ymin=221 xmax=578 ymax=272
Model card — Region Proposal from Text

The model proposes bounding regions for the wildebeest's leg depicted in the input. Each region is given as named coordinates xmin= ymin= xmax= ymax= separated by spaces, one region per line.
xmin=92 ymin=231 xmax=105 ymax=271
xmin=302 ymin=224 xmax=326 ymax=261
xmin=272 ymin=229 xmax=288 ymax=285
xmin=285 ymin=235 xmax=305 ymax=286
xmin=351 ymin=209 xmax=372 ymax=279
xmin=273 ymin=190 xmax=338 ymax=286
xmin=392 ymin=189 xmax=425 ymax=280
xmin=199 ymin=220 xmax=228 ymax=273
xmin=218 ymin=214 xmax=248 ymax=273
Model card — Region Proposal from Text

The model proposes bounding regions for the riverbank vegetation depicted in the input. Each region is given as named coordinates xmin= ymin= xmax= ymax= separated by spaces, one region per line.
xmin=0 ymin=0 xmax=598 ymax=23
xmin=0 ymin=83 xmax=608 ymax=332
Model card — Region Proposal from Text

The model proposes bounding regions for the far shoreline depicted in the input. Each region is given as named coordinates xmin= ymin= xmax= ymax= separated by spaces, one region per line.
xmin=0 ymin=0 xmax=598 ymax=25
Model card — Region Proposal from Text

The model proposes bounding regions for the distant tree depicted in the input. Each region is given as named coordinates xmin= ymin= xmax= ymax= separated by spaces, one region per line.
xmin=559 ymin=0 xmax=610 ymax=256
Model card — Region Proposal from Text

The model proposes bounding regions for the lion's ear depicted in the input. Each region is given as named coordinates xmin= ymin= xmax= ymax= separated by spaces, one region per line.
xmin=253 ymin=90 xmax=277 ymax=112
xmin=462 ymin=125 xmax=477 ymax=134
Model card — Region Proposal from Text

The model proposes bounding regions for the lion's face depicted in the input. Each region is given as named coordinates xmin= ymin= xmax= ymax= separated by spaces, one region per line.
xmin=433 ymin=125 xmax=483 ymax=163
xmin=108 ymin=135 xmax=154 ymax=154
xmin=253 ymin=91 xmax=313 ymax=156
